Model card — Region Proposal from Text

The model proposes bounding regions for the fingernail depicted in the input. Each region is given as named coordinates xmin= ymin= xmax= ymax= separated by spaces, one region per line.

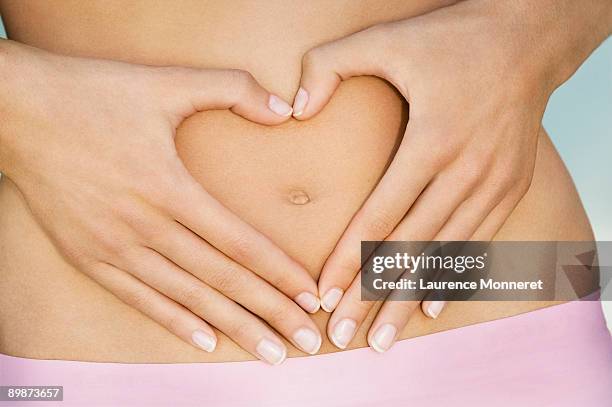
xmin=294 ymin=292 xmax=321 ymax=314
xmin=293 ymin=328 xmax=322 ymax=355
xmin=370 ymin=324 xmax=397 ymax=353
xmin=256 ymin=338 xmax=287 ymax=365
xmin=292 ymin=87 xmax=309 ymax=117
xmin=330 ymin=318 xmax=357 ymax=349
xmin=426 ymin=301 xmax=446 ymax=319
xmin=321 ymin=288 xmax=343 ymax=312
xmin=268 ymin=94 xmax=293 ymax=117
xmin=192 ymin=330 xmax=216 ymax=352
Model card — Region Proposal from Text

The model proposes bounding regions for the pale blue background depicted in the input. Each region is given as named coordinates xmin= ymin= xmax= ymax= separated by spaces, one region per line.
xmin=1 ymin=20 xmax=610 ymax=324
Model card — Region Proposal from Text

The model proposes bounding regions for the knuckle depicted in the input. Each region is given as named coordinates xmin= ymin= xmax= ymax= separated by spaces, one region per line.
xmin=118 ymin=208 xmax=157 ymax=241
xmin=109 ymin=199 xmax=159 ymax=243
xmin=123 ymin=289 xmax=153 ymax=310
xmin=155 ymin=66 xmax=193 ymax=97
xmin=499 ymin=165 xmax=533 ymax=198
xmin=223 ymin=320 xmax=251 ymax=342
xmin=492 ymin=167 xmax=517 ymax=186
xmin=487 ymin=181 xmax=510 ymax=204
xmin=456 ymin=162 xmax=488 ymax=191
xmin=368 ymin=24 xmax=394 ymax=58
xmin=234 ymin=68 xmax=255 ymax=83
xmin=144 ymin=165 xmax=185 ymax=205
xmin=59 ymin=212 xmax=136 ymax=264
xmin=157 ymin=175 xmax=196 ymax=214
xmin=54 ymin=237 xmax=91 ymax=267
xmin=122 ymin=66 xmax=162 ymax=101
xmin=96 ymin=229 xmax=132 ymax=258
xmin=328 ymin=256 xmax=361 ymax=282
xmin=463 ymin=161 xmax=488 ymax=182
xmin=351 ymin=297 xmax=374 ymax=315
xmin=422 ymin=151 xmax=449 ymax=171
xmin=164 ymin=310 xmax=186 ymax=334
xmin=262 ymin=301 xmax=294 ymax=327
xmin=363 ymin=210 xmax=396 ymax=237
xmin=411 ymin=137 xmax=454 ymax=170
xmin=223 ymin=233 xmax=255 ymax=264
xmin=266 ymin=271 xmax=291 ymax=292
xmin=208 ymin=262 xmax=244 ymax=298
xmin=228 ymin=69 xmax=256 ymax=98
xmin=395 ymin=300 xmax=420 ymax=313
xmin=514 ymin=174 xmax=533 ymax=196
xmin=175 ymin=283 xmax=209 ymax=310
xmin=302 ymin=46 xmax=325 ymax=69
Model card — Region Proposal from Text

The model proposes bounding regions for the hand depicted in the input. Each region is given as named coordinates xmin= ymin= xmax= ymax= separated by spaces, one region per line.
xmin=290 ymin=0 xmax=611 ymax=352
xmin=0 ymin=41 xmax=321 ymax=364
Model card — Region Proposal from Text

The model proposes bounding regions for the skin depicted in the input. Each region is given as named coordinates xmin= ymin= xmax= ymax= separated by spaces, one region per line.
xmin=0 ymin=0 xmax=605 ymax=364
xmin=0 ymin=41 xmax=323 ymax=365
xmin=292 ymin=0 xmax=612 ymax=352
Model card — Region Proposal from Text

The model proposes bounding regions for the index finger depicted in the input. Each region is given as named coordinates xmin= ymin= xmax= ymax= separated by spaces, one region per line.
xmin=318 ymin=130 xmax=436 ymax=312
xmin=169 ymin=174 xmax=320 ymax=313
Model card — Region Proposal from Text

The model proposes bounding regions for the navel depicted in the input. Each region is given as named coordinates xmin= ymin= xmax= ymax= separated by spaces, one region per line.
xmin=288 ymin=189 xmax=311 ymax=205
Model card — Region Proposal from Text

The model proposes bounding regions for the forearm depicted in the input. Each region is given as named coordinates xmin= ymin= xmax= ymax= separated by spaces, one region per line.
xmin=0 ymin=39 xmax=15 ymax=174
xmin=0 ymin=39 xmax=29 ymax=176
xmin=0 ymin=39 xmax=64 ymax=178
xmin=503 ymin=0 xmax=612 ymax=90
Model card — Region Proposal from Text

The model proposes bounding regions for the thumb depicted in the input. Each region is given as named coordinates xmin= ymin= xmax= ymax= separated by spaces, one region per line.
xmin=292 ymin=26 xmax=391 ymax=120
xmin=159 ymin=68 xmax=294 ymax=125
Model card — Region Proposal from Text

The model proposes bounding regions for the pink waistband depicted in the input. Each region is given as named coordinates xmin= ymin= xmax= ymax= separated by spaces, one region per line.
xmin=2 ymin=300 xmax=611 ymax=407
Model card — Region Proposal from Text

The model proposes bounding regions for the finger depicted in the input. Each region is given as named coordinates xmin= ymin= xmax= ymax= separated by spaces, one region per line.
xmin=317 ymin=142 xmax=440 ymax=313
xmin=87 ymin=262 xmax=218 ymax=353
xmin=144 ymin=220 xmax=322 ymax=355
xmin=292 ymin=26 xmax=392 ymax=119
xmin=387 ymin=164 xmax=479 ymax=242
xmin=168 ymin=175 xmax=320 ymax=313
xmin=432 ymin=186 xmax=506 ymax=242
xmin=367 ymin=299 xmax=421 ymax=353
xmin=117 ymin=249 xmax=296 ymax=364
xmin=471 ymin=193 xmax=523 ymax=241
xmin=376 ymin=171 xmax=481 ymax=327
xmin=419 ymin=191 xmax=518 ymax=319
xmin=420 ymin=300 xmax=447 ymax=320
xmin=159 ymin=67 xmax=293 ymax=125
xmin=326 ymin=272 xmax=376 ymax=349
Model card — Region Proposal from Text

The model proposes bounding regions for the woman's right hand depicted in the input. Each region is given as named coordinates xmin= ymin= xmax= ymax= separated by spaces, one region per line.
xmin=0 ymin=41 xmax=322 ymax=364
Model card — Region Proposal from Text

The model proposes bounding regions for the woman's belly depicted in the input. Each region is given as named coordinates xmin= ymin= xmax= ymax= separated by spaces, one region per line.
xmin=0 ymin=0 xmax=594 ymax=362
xmin=176 ymin=77 xmax=406 ymax=276
xmin=0 ymin=86 xmax=594 ymax=363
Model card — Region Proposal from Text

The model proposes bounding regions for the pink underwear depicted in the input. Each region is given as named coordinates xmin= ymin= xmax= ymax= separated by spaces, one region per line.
xmin=1 ymin=299 xmax=611 ymax=407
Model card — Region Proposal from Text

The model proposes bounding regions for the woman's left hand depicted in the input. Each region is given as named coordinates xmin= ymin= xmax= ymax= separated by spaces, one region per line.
xmin=291 ymin=0 xmax=612 ymax=352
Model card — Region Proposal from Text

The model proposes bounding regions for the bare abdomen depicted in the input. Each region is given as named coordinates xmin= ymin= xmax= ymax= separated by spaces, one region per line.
xmin=0 ymin=0 xmax=593 ymax=363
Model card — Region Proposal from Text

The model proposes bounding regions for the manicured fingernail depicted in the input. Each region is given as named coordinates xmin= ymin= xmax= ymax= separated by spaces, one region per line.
xmin=330 ymin=318 xmax=357 ymax=349
xmin=370 ymin=324 xmax=397 ymax=353
xmin=293 ymin=328 xmax=322 ymax=355
xmin=192 ymin=330 xmax=216 ymax=352
xmin=294 ymin=292 xmax=321 ymax=314
xmin=321 ymin=288 xmax=343 ymax=312
xmin=268 ymin=94 xmax=293 ymax=117
xmin=256 ymin=338 xmax=287 ymax=365
xmin=426 ymin=301 xmax=446 ymax=319
xmin=292 ymin=87 xmax=309 ymax=117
